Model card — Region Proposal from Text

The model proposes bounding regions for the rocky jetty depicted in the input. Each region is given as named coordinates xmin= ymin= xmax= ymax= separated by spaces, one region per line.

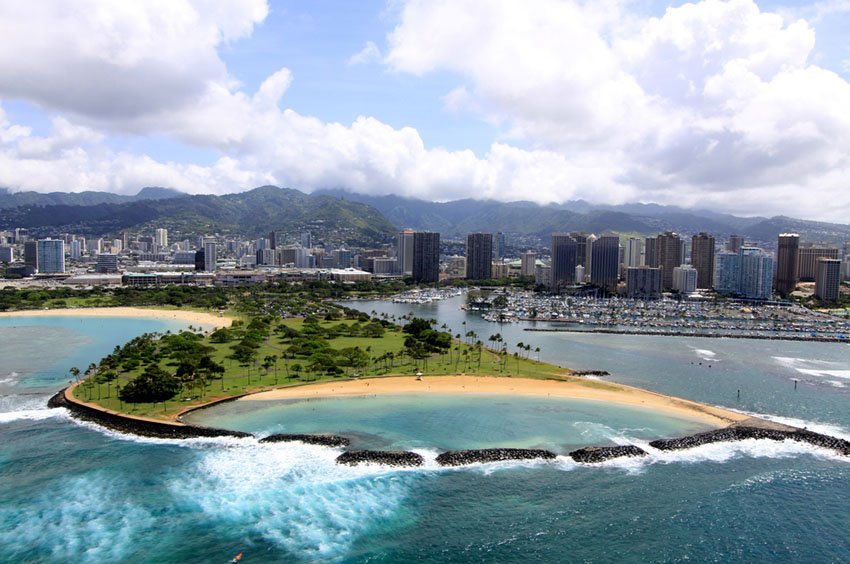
xmin=569 ymin=445 xmax=647 ymax=463
xmin=260 ymin=433 xmax=350 ymax=447
xmin=569 ymin=370 xmax=610 ymax=377
xmin=47 ymin=389 xmax=252 ymax=440
xmin=650 ymin=426 xmax=850 ymax=456
xmin=336 ymin=450 xmax=424 ymax=467
xmin=436 ymin=448 xmax=556 ymax=466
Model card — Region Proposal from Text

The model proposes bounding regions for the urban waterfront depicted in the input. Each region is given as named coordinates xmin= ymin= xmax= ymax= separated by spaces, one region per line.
xmin=3 ymin=300 xmax=850 ymax=561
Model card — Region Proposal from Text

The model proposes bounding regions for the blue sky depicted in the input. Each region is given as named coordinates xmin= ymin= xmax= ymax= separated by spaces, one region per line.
xmin=0 ymin=0 xmax=849 ymax=221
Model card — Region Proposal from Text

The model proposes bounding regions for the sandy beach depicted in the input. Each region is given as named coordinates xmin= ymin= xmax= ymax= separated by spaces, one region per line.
xmin=0 ymin=306 xmax=232 ymax=329
xmin=242 ymin=375 xmax=750 ymax=427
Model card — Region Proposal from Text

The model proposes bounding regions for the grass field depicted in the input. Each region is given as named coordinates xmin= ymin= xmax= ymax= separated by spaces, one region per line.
xmin=72 ymin=317 xmax=568 ymax=420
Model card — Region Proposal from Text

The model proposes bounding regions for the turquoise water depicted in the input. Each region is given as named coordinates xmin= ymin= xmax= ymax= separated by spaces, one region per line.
xmin=186 ymin=394 xmax=710 ymax=452
xmin=2 ymin=307 xmax=850 ymax=562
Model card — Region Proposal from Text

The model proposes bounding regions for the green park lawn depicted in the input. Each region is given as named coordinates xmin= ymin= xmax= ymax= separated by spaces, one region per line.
xmin=72 ymin=316 xmax=567 ymax=420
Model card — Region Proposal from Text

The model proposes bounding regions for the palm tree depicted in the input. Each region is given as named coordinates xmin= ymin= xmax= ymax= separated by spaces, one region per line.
xmin=535 ymin=346 xmax=541 ymax=362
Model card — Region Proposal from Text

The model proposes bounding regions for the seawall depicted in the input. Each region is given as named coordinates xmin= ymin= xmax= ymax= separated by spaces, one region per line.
xmin=48 ymin=388 xmax=251 ymax=439
xmin=48 ymin=389 xmax=850 ymax=465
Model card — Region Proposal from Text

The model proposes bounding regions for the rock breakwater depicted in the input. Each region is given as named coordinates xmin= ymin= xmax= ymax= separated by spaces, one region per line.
xmin=436 ymin=448 xmax=556 ymax=466
xmin=259 ymin=433 xmax=350 ymax=447
xmin=336 ymin=450 xmax=424 ymax=466
xmin=649 ymin=426 xmax=850 ymax=456
xmin=569 ymin=445 xmax=647 ymax=463
xmin=47 ymin=389 xmax=251 ymax=440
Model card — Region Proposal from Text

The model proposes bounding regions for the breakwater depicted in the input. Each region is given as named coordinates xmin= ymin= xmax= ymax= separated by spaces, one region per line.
xmin=49 ymin=389 xmax=850 ymax=465
xmin=47 ymin=389 xmax=251 ymax=440
xmin=569 ymin=445 xmax=647 ymax=463
xmin=435 ymin=448 xmax=556 ymax=466
xmin=524 ymin=327 xmax=849 ymax=343
xmin=649 ymin=425 xmax=850 ymax=456
xmin=259 ymin=433 xmax=350 ymax=447
xmin=336 ymin=450 xmax=424 ymax=467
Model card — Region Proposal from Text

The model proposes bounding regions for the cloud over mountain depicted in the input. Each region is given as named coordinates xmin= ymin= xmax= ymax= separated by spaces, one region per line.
xmin=0 ymin=0 xmax=848 ymax=222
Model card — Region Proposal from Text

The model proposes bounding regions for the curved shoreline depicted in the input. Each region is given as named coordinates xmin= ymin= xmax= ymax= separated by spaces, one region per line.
xmin=48 ymin=381 xmax=850 ymax=464
xmin=0 ymin=306 xmax=232 ymax=329
xmin=236 ymin=375 xmax=751 ymax=428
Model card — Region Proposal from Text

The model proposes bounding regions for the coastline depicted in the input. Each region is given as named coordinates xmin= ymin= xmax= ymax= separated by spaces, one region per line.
xmin=239 ymin=375 xmax=751 ymax=428
xmin=0 ymin=306 xmax=232 ymax=329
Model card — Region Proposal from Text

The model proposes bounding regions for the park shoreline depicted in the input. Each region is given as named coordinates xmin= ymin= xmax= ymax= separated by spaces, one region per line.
xmin=239 ymin=375 xmax=751 ymax=428
xmin=0 ymin=306 xmax=232 ymax=329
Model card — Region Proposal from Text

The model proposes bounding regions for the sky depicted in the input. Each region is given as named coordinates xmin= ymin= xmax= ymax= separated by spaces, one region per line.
xmin=0 ymin=0 xmax=849 ymax=221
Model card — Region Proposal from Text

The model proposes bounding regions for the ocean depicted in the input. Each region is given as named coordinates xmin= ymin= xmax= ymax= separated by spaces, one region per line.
xmin=1 ymin=301 xmax=849 ymax=563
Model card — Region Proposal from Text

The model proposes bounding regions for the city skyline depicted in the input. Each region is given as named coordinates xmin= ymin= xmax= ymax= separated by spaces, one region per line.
xmin=0 ymin=1 xmax=849 ymax=221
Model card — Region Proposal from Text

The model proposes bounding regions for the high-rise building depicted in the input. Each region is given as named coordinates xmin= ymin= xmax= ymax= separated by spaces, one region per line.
xmin=154 ymin=228 xmax=168 ymax=248
xmin=550 ymin=233 xmax=578 ymax=291
xmin=0 ymin=246 xmax=14 ymax=263
xmin=300 ymin=232 xmax=312 ymax=249
xmin=590 ymin=235 xmax=620 ymax=292
xmin=95 ymin=253 xmax=118 ymax=273
xmin=466 ymin=233 xmax=493 ymax=280
xmin=23 ymin=241 xmax=38 ymax=272
xmin=691 ymin=233 xmax=715 ymax=290
xmin=87 ymin=238 xmax=103 ymax=255
xmin=672 ymin=265 xmax=698 ymax=294
xmin=798 ymin=245 xmax=840 ymax=281
xmin=815 ymin=258 xmax=841 ymax=303
xmin=334 ymin=249 xmax=352 ymax=269
xmin=397 ymin=229 xmax=415 ymax=276
xmin=203 ymin=241 xmax=217 ymax=272
xmin=570 ymin=232 xmax=591 ymax=268
xmin=776 ymin=234 xmax=800 ymax=297
xmin=194 ymin=249 xmax=205 ymax=271
xmin=727 ymin=235 xmax=745 ymax=253
xmin=495 ymin=232 xmax=506 ymax=260
xmin=412 ymin=232 xmax=440 ymax=283
xmin=656 ymin=232 xmax=683 ymax=290
xmin=36 ymin=239 xmax=65 ymax=273
xmin=624 ymin=237 xmax=643 ymax=268
xmin=268 ymin=231 xmax=278 ymax=250
xmin=626 ymin=266 xmax=662 ymax=299
xmin=644 ymin=237 xmax=659 ymax=268
xmin=717 ymin=247 xmax=774 ymax=300
xmin=520 ymin=251 xmax=537 ymax=277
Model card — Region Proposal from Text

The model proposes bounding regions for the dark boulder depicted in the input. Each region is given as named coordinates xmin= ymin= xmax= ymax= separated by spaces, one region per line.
xmin=569 ymin=445 xmax=647 ymax=463
xmin=649 ymin=426 xmax=850 ymax=456
xmin=436 ymin=448 xmax=556 ymax=466
xmin=259 ymin=433 xmax=350 ymax=447
xmin=336 ymin=450 xmax=424 ymax=467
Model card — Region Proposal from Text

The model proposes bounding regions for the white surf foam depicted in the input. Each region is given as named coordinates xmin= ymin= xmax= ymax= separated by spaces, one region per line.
xmin=0 ymin=407 xmax=69 ymax=424
xmin=794 ymin=368 xmax=850 ymax=380
xmin=693 ymin=348 xmax=718 ymax=362
xmin=169 ymin=440 xmax=424 ymax=560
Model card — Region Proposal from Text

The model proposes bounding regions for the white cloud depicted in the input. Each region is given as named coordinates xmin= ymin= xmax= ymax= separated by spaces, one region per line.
xmin=1 ymin=0 xmax=850 ymax=223
xmin=348 ymin=41 xmax=382 ymax=66
xmin=0 ymin=0 xmax=268 ymax=120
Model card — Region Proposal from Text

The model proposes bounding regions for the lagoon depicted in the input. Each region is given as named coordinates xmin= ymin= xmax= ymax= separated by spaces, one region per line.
xmin=2 ymin=306 xmax=850 ymax=562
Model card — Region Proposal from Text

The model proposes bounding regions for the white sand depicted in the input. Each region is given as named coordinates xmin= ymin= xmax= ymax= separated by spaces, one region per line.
xmin=0 ymin=306 xmax=232 ymax=329
xmin=242 ymin=375 xmax=749 ymax=427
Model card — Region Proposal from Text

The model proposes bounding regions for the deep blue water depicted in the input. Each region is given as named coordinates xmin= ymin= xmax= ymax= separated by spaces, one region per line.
xmin=2 ymin=304 xmax=850 ymax=563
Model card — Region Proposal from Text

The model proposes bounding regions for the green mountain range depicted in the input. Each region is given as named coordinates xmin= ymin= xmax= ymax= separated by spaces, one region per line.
xmin=316 ymin=190 xmax=850 ymax=244
xmin=0 ymin=186 xmax=396 ymax=247
xmin=3 ymin=185 xmax=849 ymax=247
